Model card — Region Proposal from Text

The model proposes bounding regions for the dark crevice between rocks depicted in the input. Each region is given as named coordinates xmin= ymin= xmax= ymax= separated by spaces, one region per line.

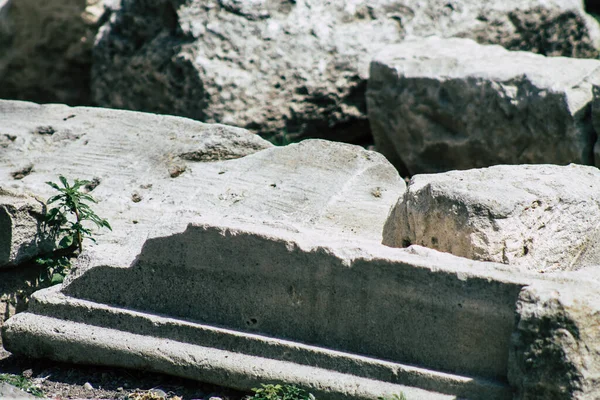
xmin=585 ymin=0 xmax=600 ymax=17
xmin=582 ymin=102 xmax=597 ymax=166
xmin=280 ymin=116 xmax=373 ymax=147
xmin=275 ymin=78 xmax=375 ymax=147
xmin=92 ymin=0 xmax=207 ymax=121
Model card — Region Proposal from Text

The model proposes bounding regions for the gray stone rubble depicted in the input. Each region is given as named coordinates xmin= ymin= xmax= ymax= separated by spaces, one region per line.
xmin=2 ymin=100 xmax=600 ymax=399
xmin=3 ymin=1 xmax=600 ymax=399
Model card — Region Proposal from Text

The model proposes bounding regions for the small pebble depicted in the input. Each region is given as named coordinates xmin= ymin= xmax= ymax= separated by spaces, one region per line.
xmin=83 ymin=382 xmax=94 ymax=390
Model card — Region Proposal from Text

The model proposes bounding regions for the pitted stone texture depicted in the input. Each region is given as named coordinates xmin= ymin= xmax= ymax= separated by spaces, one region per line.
xmin=0 ymin=188 xmax=52 ymax=268
xmin=368 ymin=37 xmax=600 ymax=175
xmin=509 ymin=281 xmax=600 ymax=400
xmin=92 ymin=0 xmax=600 ymax=145
xmin=0 ymin=0 xmax=115 ymax=105
xmin=383 ymin=164 xmax=600 ymax=272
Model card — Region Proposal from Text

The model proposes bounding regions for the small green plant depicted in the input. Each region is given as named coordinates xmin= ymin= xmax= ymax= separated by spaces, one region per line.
xmin=378 ymin=394 xmax=408 ymax=400
xmin=44 ymin=175 xmax=111 ymax=254
xmin=250 ymin=384 xmax=315 ymax=400
xmin=0 ymin=373 xmax=45 ymax=397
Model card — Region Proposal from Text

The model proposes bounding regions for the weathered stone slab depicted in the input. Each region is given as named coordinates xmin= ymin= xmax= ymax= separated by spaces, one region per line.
xmin=5 ymin=99 xmax=600 ymax=399
xmin=0 ymin=382 xmax=40 ymax=399
xmin=383 ymin=164 xmax=600 ymax=273
xmin=367 ymin=37 xmax=600 ymax=175
xmin=0 ymin=188 xmax=53 ymax=268
xmin=0 ymin=99 xmax=403 ymax=264
xmin=92 ymin=0 xmax=600 ymax=144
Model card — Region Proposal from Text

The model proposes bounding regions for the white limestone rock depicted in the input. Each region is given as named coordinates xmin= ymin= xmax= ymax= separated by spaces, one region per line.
xmin=383 ymin=164 xmax=600 ymax=272
xmin=367 ymin=37 xmax=600 ymax=175
xmin=509 ymin=280 xmax=600 ymax=400
xmin=0 ymin=100 xmax=404 ymax=268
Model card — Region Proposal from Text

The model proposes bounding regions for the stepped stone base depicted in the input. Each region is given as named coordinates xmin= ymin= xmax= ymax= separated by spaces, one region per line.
xmin=5 ymin=218 xmax=600 ymax=400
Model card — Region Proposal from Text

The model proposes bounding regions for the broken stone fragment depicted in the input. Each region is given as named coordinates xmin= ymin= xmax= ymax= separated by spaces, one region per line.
xmin=383 ymin=164 xmax=600 ymax=272
xmin=509 ymin=280 xmax=600 ymax=400
xmin=367 ymin=37 xmax=600 ymax=175
xmin=0 ymin=188 xmax=53 ymax=268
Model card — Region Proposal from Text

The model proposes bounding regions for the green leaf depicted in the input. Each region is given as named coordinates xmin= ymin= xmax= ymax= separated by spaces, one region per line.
xmin=71 ymin=179 xmax=90 ymax=191
xmin=46 ymin=181 xmax=61 ymax=191
xmin=50 ymin=273 xmax=65 ymax=285
xmin=59 ymin=235 xmax=74 ymax=248
xmin=59 ymin=175 xmax=68 ymax=188
xmin=79 ymin=193 xmax=98 ymax=203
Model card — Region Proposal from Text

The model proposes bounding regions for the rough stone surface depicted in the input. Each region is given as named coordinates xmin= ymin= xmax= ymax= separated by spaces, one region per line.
xmin=383 ymin=164 xmax=600 ymax=272
xmin=5 ymin=219 xmax=529 ymax=400
xmin=0 ymin=188 xmax=53 ymax=268
xmin=0 ymin=99 xmax=403 ymax=262
xmin=62 ymin=220 xmax=523 ymax=382
xmin=367 ymin=37 xmax=600 ymax=175
xmin=92 ymin=0 xmax=600 ymax=144
xmin=509 ymin=281 xmax=600 ymax=400
xmin=0 ymin=0 xmax=116 ymax=105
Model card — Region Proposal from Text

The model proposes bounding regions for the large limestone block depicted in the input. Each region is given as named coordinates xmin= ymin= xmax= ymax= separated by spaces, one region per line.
xmin=383 ymin=164 xmax=600 ymax=272
xmin=5 ymin=218 xmax=528 ymax=399
xmin=367 ymin=37 xmax=600 ymax=175
xmin=0 ymin=188 xmax=53 ymax=268
xmin=0 ymin=0 xmax=117 ymax=105
xmin=0 ymin=100 xmax=403 ymax=264
xmin=92 ymin=0 xmax=600 ymax=144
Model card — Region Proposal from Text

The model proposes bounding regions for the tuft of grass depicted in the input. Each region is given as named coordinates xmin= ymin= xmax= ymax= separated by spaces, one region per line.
xmin=250 ymin=383 xmax=315 ymax=400
xmin=0 ymin=373 xmax=45 ymax=398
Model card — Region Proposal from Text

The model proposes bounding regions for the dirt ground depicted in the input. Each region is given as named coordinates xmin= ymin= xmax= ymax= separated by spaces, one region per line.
xmin=0 ymin=265 xmax=248 ymax=400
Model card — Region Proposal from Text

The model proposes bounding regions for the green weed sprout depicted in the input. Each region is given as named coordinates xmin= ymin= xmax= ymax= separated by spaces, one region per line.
xmin=0 ymin=373 xmax=45 ymax=397
xmin=44 ymin=175 xmax=111 ymax=254
xmin=250 ymin=384 xmax=315 ymax=400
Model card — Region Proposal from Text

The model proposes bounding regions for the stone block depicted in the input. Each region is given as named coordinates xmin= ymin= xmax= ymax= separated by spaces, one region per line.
xmin=367 ymin=37 xmax=600 ymax=175
xmin=383 ymin=164 xmax=600 ymax=272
